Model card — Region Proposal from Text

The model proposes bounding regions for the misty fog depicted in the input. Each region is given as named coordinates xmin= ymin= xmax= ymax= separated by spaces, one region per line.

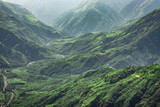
xmin=3 ymin=0 xmax=132 ymax=25
xmin=3 ymin=0 xmax=84 ymax=25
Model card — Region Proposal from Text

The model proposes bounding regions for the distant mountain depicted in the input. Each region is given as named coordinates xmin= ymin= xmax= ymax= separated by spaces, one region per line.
xmin=120 ymin=0 xmax=160 ymax=20
xmin=0 ymin=26 xmax=55 ymax=68
xmin=20 ymin=0 xmax=131 ymax=25
xmin=53 ymin=0 xmax=124 ymax=35
xmin=0 ymin=1 xmax=64 ymax=45
xmin=102 ymin=0 xmax=132 ymax=11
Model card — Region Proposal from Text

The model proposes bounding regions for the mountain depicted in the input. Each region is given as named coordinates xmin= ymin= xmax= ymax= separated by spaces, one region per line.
xmin=120 ymin=0 xmax=160 ymax=20
xmin=53 ymin=0 xmax=124 ymax=35
xmin=0 ymin=26 xmax=56 ymax=68
xmin=0 ymin=1 xmax=64 ymax=45
xmin=44 ymin=8 xmax=160 ymax=75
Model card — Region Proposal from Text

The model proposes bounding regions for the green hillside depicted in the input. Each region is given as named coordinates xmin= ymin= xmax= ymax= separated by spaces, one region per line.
xmin=53 ymin=0 xmax=124 ymax=35
xmin=4 ymin=64 xmax=160 ymax=107
xmin=38 ymin=64 xmax=160 ymax=107
xmin=0 ymin=26 xmax=55 ymax=67
xmin=120 ymin=0 xmax=160 ymax=20
xmin=0 ymin=1 xmax=64 ymax=45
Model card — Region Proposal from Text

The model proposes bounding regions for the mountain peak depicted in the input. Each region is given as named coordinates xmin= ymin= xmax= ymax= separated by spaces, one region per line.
xmin=53 ymin=0 xmax=124 ymax=35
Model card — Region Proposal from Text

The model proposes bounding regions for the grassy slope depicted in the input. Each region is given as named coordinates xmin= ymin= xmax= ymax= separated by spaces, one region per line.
xmin=0 ymin=1 xmax=64 ymax=45
xmin=6 ymin=64 xmax=160 ymax=107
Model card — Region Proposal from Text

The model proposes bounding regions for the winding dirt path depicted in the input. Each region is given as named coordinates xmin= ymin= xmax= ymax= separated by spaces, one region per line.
xmin=1 ymin=71 xmax=15 ymax=107
xmin=6 ymin=92 xmax=15 ymax=107
xmin=2 ymin=74 xmax=7 ymax=92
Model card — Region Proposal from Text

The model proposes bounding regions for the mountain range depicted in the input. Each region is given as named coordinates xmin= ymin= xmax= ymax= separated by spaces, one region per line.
xmin=38 ymin=8 xmax=160 ymax=76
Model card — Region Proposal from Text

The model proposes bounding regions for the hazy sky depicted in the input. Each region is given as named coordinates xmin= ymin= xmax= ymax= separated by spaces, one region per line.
xmin=3 ymin=0 xmax=27 ymax=5
xmin=3 ymin=0 xmax=84 ymax=6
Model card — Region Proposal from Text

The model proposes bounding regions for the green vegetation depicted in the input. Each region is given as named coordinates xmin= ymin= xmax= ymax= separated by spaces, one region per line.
xmin=2 ymin=68 xmax=76 ymax=107
xmin=0 ymin=0 xmax=160 ymax=107
xmin=3 ymin=64 xmax=160 ymax=107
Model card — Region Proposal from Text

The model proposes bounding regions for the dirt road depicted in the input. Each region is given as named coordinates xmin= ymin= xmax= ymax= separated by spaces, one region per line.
xmin=1 ymin=71 xmax=15 ymax=107
xmin=2 ymin=74 xmax=7 ymax=92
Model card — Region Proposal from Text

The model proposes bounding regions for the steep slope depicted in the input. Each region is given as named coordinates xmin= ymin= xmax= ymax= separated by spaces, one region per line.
xmin=44 ymin=8 xmax=160 ymax=74
xmin=53 ymin=0 xmax=124 ymax=35
xmin=8 ymin=64 xmax=160 ymax=107
xmin=0 ymin=1 xmax=64 ymax=45
xmin=41 ymin=64 xmax=160 ymax=107
xmin=0 ymin=26 xmax=55 ymax=68
xmin=120 ymin=0 xmax=160 ymax=20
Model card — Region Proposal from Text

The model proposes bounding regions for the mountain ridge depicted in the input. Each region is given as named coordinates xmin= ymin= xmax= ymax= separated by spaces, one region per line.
xmin=0 ymin=26 xmax=56 ymax=68
xmin=0 ymin=1 xmax=65 ymax=45
xmin=120 ymin=0 xmax=160 ymax=20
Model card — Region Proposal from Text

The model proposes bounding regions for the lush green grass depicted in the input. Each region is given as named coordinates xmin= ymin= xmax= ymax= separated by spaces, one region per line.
xmin=3 ymin=67 xmax=77 ymax=107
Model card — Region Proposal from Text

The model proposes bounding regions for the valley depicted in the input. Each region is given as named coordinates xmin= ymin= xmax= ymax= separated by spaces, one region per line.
xmin=0 ymin=0 xmax=160 ymax=107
